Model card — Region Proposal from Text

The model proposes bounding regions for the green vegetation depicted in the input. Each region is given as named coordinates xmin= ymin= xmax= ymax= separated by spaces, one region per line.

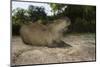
xmin=12 ymin=3 xmax=96 ymax=35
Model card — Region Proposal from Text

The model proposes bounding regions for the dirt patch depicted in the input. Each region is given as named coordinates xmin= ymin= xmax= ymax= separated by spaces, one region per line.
xmin=11 ymin=33 xmax=96 ymax=66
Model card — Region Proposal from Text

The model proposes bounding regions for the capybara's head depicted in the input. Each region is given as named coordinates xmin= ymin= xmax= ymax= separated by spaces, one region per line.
xmin=49 ymin=17 xmax=71 ymax=33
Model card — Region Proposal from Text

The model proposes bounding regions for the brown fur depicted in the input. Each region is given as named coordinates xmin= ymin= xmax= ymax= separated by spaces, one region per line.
xmin=20 ymin=17 xmax=71 ymax=47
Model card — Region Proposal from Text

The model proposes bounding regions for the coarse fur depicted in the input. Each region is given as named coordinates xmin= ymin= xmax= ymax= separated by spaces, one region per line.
xmin=20 ymin=17 xmax=71 ymax=47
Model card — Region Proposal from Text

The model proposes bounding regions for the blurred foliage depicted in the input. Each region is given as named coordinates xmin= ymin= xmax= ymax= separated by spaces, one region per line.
xmin=27 ymin=5 xmax=47 ymax=22
xmin=12 ymin=4 xmax=96 ymax=35
xmin=50 ymin=3 xmax=67 ymax=15
xmin=12 ymin=8 xmax=28 ymax=25
xmin=65 ymin=5 xmax=96 ymax=32
xmin=50 ymin=4 xmax=96 ymax=33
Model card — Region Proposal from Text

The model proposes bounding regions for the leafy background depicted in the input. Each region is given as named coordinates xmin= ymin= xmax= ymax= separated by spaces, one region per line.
xmin=12 ymin=3 xmax=96 ymax=35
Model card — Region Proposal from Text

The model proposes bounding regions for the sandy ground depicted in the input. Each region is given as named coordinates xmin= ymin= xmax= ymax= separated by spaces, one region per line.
xmin=11 ymin=33 xmax=96 ymax=66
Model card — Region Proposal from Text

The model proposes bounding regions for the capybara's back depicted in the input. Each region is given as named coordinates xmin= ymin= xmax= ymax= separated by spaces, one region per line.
xmin=20 ymin=23 xmax=54 ymax=46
